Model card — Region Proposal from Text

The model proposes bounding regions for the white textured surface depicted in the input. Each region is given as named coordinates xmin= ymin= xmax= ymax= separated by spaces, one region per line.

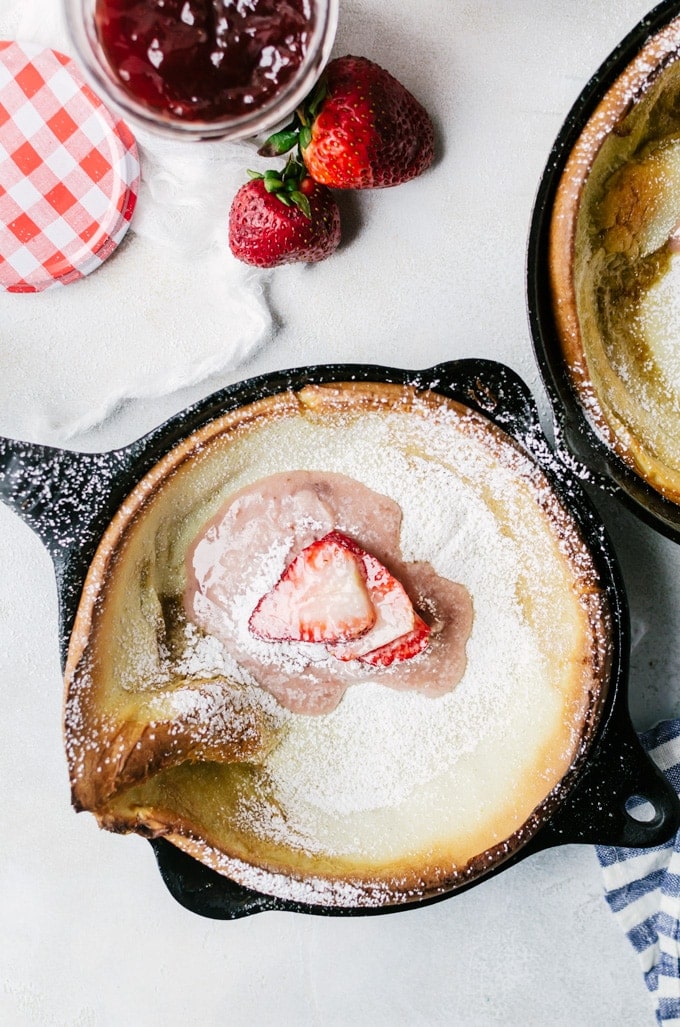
xmin=0 ymin=1 xmax=676 ymax=1025
xmin=0 ymin=0 xmax=270 ymax=440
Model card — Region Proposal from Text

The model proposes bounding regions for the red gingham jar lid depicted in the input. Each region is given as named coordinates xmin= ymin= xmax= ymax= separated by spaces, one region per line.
xmin=0 ymin=41 xmax=140 ymax=293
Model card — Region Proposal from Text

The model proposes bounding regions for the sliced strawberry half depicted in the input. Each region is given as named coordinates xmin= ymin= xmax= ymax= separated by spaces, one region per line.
xmin=249 ymin=531 xmax=375 ymax=644
xmin=359 ymin=614 xmax=431 ymax=668
xmin=327 ymin=551 xmax=416 ymax=661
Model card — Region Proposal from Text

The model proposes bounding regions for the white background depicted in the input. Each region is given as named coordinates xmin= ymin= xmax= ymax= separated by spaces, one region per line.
xmin=1 ymin=1 xmax=678 ymax=1024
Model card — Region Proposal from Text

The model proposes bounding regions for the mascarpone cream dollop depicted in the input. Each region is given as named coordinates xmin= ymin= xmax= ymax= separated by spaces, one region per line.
xmin=64 ymin=383 xmax=610 ymax=907
xmin=185 ymin=470 xmax=473 ymax=715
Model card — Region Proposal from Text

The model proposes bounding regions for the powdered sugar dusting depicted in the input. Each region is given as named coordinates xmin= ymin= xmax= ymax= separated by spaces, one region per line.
xmin=188 ymin=403 xmax=598 ymax=858
xmin=185 ymin=468 xmax=472 ymax=714
xmin=174 ymin=620 xmax=255 ymax=687
xmin=263 ymin=453 xmax=551 ymax=820
xmin=66 ymin=391 xmax=606 ymax=882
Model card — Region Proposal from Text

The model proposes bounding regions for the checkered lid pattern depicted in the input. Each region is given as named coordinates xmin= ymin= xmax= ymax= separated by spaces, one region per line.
xmin=0 ymin=41 xmax=140 ymax=293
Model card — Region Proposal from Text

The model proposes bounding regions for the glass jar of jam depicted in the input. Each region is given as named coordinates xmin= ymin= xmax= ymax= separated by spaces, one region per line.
xmin=64 ymin=0 xmax=338 ymax=140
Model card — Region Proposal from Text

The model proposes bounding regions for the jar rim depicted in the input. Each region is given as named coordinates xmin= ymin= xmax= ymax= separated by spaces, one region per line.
xmin=63 ymin=0 xmax=339 ymax=141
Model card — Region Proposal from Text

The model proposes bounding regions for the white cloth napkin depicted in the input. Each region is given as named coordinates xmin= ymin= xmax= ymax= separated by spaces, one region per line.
xmin=0 ymin=0 xmax=270 ymax=442
xmin=597 ymin=721 xmax=680 ymax=1026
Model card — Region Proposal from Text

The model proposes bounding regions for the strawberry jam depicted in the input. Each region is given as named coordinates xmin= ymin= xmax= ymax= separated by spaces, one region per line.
xmin=94 ymin=0 xmax=314 ymax=122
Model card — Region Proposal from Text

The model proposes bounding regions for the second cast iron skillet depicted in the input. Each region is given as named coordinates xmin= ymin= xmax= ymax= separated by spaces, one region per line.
xmin=0 ymin=358 xmax=677 ymax=917
xmin=527 ymin=0 xmax=680 ymax=543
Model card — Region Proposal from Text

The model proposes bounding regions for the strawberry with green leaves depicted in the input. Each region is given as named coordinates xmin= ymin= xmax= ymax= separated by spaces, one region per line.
xmin=228 ymin=157 xmax=341 ymax=267
xmin=261 ymin=55 xmax=435 ymax=190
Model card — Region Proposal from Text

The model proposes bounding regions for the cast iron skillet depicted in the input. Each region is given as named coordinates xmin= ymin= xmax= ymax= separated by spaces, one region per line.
xmin=527 ymin=0 xmax=680 ymax=544
xmin=1 ymin=358 xmax=677 ymax=918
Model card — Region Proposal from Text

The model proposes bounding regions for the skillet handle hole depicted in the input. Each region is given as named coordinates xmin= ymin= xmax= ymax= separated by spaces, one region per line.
xmin=625 ymin=794 xmax=658 ymax=824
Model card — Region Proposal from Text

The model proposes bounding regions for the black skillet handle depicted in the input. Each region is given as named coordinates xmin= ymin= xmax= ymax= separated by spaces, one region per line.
xmin=0 ymin=436 xmax=115 ymax=558
xmin=0 ymin=435 xmax=130 ymax=656
xmin=532 ymin=703 xmax=680 ymax=851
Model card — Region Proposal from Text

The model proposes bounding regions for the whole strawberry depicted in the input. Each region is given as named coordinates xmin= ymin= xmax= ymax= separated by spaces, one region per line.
xmin=261 ymin=56 xmax=435 ymax=189
xmin=229 ymin=159 xmax=341 ymax=267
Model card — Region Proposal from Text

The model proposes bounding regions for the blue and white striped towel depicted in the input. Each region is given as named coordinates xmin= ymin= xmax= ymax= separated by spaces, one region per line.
xmin=597 ymin=720 xmax=680 ymax=1025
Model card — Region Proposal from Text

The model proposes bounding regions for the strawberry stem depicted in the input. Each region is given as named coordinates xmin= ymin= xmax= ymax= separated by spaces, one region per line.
xmin=245 ymin=157 xmax=313 ymax=219
xmin=290 ymin=190 xmax=311 ymax=219
xmin=306 ymin=79 xmax=327 ymax=119
xmin=257 ymin=123 xmax=299 ymax=158
xmin=258 ymin=75 xmax=327 ymax=159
